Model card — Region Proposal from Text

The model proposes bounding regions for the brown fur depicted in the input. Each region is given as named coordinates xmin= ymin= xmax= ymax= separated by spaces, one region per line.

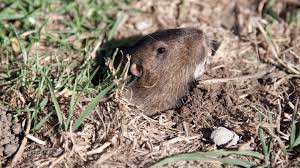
xmin=124 ymin=28 xmax=208 ymax=116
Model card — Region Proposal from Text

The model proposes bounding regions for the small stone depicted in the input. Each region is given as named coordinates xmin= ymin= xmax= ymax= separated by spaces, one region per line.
xmin=12 ymin=123 xmax=22 ymax=134
xmin=7 ymin=113 xmax=12 ymax=121
xmin=135 ymin=20 xmax=152 ymax=31
xmin=0 ymin=114 xmax=7 ymax=121
xmin=210 ymin=127 xmax=239 ymax=147
xmin=72 ymin=40 xmax=82 ymax=50
xmin=9 ymin=135 xmax=16 ymax=141
xmin=52 ymin=147 xmax=64 ymax=157
xmin=4 ymin=143 xmax=19 ymax=156
xmin=2 ymin=137 xmax=10 ymax=144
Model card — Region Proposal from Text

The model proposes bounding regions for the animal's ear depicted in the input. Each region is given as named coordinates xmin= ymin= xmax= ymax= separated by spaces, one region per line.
xmin=130 ymin=63 xmax=143 ymax=77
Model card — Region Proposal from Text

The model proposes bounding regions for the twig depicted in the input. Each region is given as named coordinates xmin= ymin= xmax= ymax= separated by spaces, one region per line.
xmin=198 ymin=70 xmax=271 ymax=86
xmin=20 ymin=30 xmax=36 ymax=38
xmin=261 ymin=126 xmax=289 ymax=162
xmin=26 ymin=134 xmax=46 ymax=145
xmin=276 ymin=99 xmax=289 ymax=140
xmin=289 ymin=50 xmax=300 ymax=60
xmin=94 ymin=149 xmax=118 ymax=166
xmin=10 ymin=112 xmax=32 ymax=168
xmin=49 ymin=152 xmax=69 ymax=168
xmin=162 ymin=135 xmax=201 ymax=146
xmin=274 ymin=74 xmax=300 ymax=89
xmin=79 ymin=36 xmax=103 ymax=70
xmin=280 ymin=43 xmax=300 ymax=55
xmin=91 ymin=38 xmax=103 ymax=59
xmin=85 ymin=134 xmax=118 ymax=156
xmin=49 ymin=122 xmax=76 ymax=168
xmin=255 ymin=19 xmax=300 ymax=75
xmin=85 ymin=142 xmax=111 ymax=156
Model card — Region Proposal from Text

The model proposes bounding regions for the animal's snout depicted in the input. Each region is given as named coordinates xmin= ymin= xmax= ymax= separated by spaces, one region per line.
xmin=130 ymin=62 xmax=143 ymax=77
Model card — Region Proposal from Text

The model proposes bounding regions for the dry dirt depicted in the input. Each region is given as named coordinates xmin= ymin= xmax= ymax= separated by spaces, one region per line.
xmin=0 ymin=106 xmax=22 ymax=162
xmin=2 ymin=0 xmax=300 ymax=167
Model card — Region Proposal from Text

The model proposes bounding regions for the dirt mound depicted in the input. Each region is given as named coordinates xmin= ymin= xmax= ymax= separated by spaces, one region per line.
xmin=0 ymin=106 xmax=22 ymax=166
xmin=178 ymin=62 xmax=290 ymax=139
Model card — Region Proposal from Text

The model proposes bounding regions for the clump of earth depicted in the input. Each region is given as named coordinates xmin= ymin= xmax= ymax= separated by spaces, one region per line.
xmin=0 ymin=105 xmax=22 ymax=166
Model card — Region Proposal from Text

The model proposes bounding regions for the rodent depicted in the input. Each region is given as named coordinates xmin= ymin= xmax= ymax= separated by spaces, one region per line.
xmin=124 ymin=28 xmax=209 ymax=116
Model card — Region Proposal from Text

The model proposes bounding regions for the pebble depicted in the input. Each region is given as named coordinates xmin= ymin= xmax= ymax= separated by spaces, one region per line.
xmin=135 ymin=20 xmax=152 ymax=30
xmin=210 ymin=127 xmax=239 ymax=147
xmin=52 ymin=147 xmax=64 ymax=157
xmin=12 ymin=123 xmax=22 ymax=134
xmin=0 ymin=114 xmax=7 ymax=121
xmin=4 ymin=143 xmax=19 ymax=156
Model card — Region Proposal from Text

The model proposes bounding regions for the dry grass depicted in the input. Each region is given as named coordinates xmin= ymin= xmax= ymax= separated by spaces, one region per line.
xmin=1 ymin=0 xmax=300 ymax=167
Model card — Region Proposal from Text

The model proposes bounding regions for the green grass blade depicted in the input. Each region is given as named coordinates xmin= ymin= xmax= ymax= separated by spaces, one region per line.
xmin=291 ymin=99 xmax=299 ymax=148
xmin=179 ymin=150 xmax=264 ymax=160
xmin=0 ymin=7 xmax=27 ymax=21
xmin=292 ymin=136 xmax=300 ymax=148
xmin=149 ymin=153 xmax=207 ymax=168
xmin=66 ymin=66 xmax=100 ymax=130
xmin=39 ymin=97 xmax=49 ymax=111
xmin=208 ymin=150 xmax=264 ymax=159
xmin=259 ymin=126 xmax=270 ymax=165
xmin=31 ymin=112 xmax=53 ymax=132
xmin=65 ymin=80 xmax=78 ymax=130
xmin=72 ymin=82 xmax=116 ymax=131
xmin=108 ymin=12 xmax=125 ymax=41
xmin=32 ymin=66 xmax=50 ymax=120
xmin=214 ymin=158 xmax=254 ymax=168
xmin=38 ymin=67 xmax=50 ymax=95
xmin=149 ymin=151 xmax=258 ymax=168
xmin=32 ymin=96 xmax=49 ymax=122
xmin=47 ymin=77 xmax=64 ymax=126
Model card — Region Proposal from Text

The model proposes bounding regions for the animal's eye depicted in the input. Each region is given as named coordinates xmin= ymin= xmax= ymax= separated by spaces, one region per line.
xmin=157 ymin=47 xmax=166 ymax=55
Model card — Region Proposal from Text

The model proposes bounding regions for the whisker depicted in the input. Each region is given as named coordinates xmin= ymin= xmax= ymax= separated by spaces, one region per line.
xmin=147 ymin=34 xmax=159 ymax=42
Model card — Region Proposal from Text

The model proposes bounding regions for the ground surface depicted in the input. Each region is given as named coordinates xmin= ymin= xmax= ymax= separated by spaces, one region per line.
xmin=0 ymin=0 xmax=300 ymax=167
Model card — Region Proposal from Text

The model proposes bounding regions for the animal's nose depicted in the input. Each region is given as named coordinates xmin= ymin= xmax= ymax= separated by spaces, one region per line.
xmin=130 ymin=62 xmax=143 ymax=77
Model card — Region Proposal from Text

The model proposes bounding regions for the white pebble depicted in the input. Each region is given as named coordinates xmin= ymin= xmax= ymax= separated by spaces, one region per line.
xmin=4 ymin=144 xmax=19 ymax=156
xmin=135 ymin=20 xmax=152 ymax=30
xmin=12 ymin=123 xmax=22 ymax=134
xmin=210 ymin=127 xmax=239 ymax=147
